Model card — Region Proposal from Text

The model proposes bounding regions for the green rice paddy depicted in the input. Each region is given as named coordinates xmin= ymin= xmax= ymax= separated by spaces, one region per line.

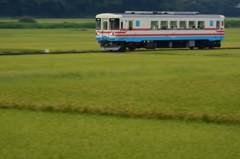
xmin=0 ymin=27 xmax=240 ymax=158
xmin=0 ymin=109 xmax=239 ymax=159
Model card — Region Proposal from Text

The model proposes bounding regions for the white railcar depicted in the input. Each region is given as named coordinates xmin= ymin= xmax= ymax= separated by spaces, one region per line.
xmin=95 ymin=11 xmax=225 ymax=51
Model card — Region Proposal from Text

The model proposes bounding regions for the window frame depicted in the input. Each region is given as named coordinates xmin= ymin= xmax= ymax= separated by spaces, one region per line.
xmin=179 ymin=21 xmax=186 ymax=30
xmin=216 ymin=21 xmax=220 ymax=30
xmin=170 ymin=21 xmax=177 ymax=30
xmin=160 ymin=21 xmax=168 ymax=30
xmin=151 ymin=21 xmax=159 ymax=30
xmin=197 ymin=21 xmax=205 ymax=30
xmin=189 ymin=21 xmax=196 ymax=30
xmin=129 ymin=20 xmax=133 ymax=30
xmin=96 ymin=18 xmax=101 ymax=30
xmin=109 ymin=18 xmax=120 ymax=30
xmin=103 ymin=21 xmax=108 ymax=30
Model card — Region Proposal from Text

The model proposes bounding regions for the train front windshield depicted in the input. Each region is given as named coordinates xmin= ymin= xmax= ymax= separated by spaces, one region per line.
xmin=110 ymin=18 xmax=119 ymax=30
xmin=96 ymin=18 xmax=101 ymax=30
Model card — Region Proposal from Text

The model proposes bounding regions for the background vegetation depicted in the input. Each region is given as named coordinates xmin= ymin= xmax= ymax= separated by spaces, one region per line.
xmin=0 ymin=0 xmax=240 ymax=18
xmin=0 ymin=18 xmax=240 ymax=29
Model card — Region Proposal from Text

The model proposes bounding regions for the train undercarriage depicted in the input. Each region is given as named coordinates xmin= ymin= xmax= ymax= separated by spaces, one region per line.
xmin=99 ymin=40 xmax=221 ymax=52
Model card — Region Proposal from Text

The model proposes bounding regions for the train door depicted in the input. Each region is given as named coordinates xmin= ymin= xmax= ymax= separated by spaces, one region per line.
xmin=128 ymin=20 xmax=134 ymax=41
xmin=102 ymin=20 xmax=109 ymax=38
xmin=128 ymin=20 xmax=133 ymax=30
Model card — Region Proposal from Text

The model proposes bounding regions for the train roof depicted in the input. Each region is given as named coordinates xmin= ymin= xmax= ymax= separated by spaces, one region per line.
xmin=96 ymin=11 xmax=225 ymax=18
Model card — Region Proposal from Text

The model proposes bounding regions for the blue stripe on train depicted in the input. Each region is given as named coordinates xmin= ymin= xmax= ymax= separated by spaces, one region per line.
xmin=96 ymin=36 xmax=225 ymax=42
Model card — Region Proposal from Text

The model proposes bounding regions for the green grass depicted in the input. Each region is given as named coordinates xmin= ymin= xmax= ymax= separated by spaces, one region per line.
xmin=0 ymin=50 xmax=240 ymax=123
xmin=224 ymin=28 xmax=240 ymax=47
xmin=0 ymin=28 xmax=239 ymax=53
xmin=0 ymin=22 xmax=95 ymax=29
xmin=0 ymin=29 xmax=99 ymax=53
xmin=225 ymin=17 xmax=240 ymax=21
xmin=0 ymin=109 xmax=239 ymax=159
xmin=0 ymin=26 xmax=240 ymax=158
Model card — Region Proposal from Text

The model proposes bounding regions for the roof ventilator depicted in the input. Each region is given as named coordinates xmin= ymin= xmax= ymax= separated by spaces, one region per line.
xmin=125 ymin=11 xmax=199 ymax=15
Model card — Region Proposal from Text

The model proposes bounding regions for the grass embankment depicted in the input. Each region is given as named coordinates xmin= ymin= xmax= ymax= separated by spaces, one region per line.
xmin=0 ymin=50 xmax=240 ymax=124
xmin=0 ymin=109 xmax=239 ymax=159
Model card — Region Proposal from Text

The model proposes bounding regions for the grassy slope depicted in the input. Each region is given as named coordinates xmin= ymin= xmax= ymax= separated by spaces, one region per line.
xmin=0 ymin=109 xmax=239 ymax=159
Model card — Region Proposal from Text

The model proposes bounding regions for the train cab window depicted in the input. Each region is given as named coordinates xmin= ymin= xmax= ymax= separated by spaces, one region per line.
xmin=129 ymin=21 xmax=133 ymax=30
xmin=151 ymin=21 xmax=158 ymax=30
xmin=103 ymin=21 xmax=108 ymax=30
xmin=179 ymin=21 xmax=186 ymax=30
xmin=170 ymin=21 xmax=177 ymax=30
xmin=160 ymin=21 xmax=168 ymax=30
xmin=189 ymin=21 xmax=196 ymax=30
xmin=198 ymin=21 xmax=205 ymax=30
xmin=96 ymin=18 xmax=101 ymax=30
xmin=109 ymin=18 xmax=119 ymax=30
xmin=222 ymin=21 xmax=224 ymax=27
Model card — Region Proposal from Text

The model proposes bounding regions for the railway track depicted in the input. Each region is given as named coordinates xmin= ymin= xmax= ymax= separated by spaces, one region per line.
xmin=1 ymin=47 xmax=240 ymax=56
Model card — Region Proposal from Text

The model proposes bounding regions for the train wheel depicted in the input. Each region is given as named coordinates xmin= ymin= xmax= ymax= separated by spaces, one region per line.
xmin=118 ymin=47 xmax=126 ymax=52
xmin=128 ymin=43 xmax=136 ymax=51
xmin=209 ymin=42 xmax=213 ymax=49
xmin=129 ymin=47 xmax=135 ymax=51
xmin=198 ymin=44 xmax=205 ymax=49
xmin=118 ymin=43 xmax=126 ymax=52
xmin=189 ymin=47 xmax=194 ymax=50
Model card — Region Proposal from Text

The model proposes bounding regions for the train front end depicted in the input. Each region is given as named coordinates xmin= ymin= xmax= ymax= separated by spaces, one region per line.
xmin=95 ymin=13 xmax=124 ymax=51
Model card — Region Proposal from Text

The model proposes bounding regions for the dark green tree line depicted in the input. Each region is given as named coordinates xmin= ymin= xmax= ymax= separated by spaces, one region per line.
xmin=0 ymin=0 xmax=239 ymax=18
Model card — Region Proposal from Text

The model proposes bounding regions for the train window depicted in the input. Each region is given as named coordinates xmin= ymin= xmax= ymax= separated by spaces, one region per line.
xmin=222 ymin=21 xmax=224 ymax=27
xmin=198 ymin=21 xmax=205 ymax=30
xmin=136 ymin=21 xmax=140 ymax=27
xmin=210 ymin=21 xmax=214 ymax=27
xmin=151 ymin=21 xmax=158 ymax=30
xmin=121 ymin=22 xmax=123 ymax=29
xmin=170 ymin=21 xmax=177 ymax=30
xmin=160 ymin=21 xmax=168 ymax=30
xmin=109 ymin=18 xmax=119 ymax=30
xmin=103 ymin=21 xmax=108 ymax=30
xmin=216 ymin=21 xmax=220 ymax=30
xmin=96 ymin=18 xmax=101 ymax=30
xmin=179 ymin=21 xmax=186 ymax=30
xmin=129 ymin=21 xmax=133 ymax=30
xmin=189 ymin=21 xmax=196 ymax=30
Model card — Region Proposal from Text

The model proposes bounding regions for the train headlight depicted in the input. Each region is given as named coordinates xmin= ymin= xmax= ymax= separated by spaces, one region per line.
xmin=96 ymin=32 xmax=100 ymax=36
xmin=110 ymin=33 xmax=115 ymax=36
